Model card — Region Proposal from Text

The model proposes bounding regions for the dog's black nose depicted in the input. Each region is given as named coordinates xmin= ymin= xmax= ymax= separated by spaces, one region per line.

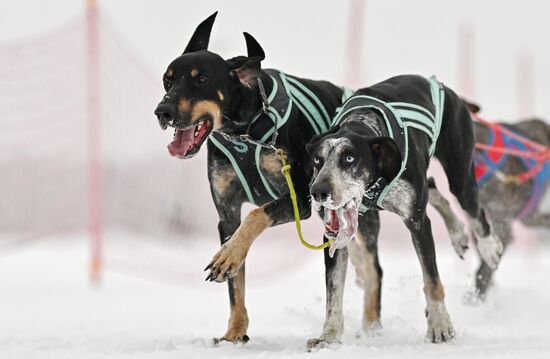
xmin=154 ymin=103 xmax=177 ymax=122
xmin=311 ymin=182 xmax=331 ymax=202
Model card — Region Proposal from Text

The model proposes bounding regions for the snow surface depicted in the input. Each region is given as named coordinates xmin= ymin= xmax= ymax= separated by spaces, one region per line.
xmin=1 ymin=234 xmax=549 ymax=359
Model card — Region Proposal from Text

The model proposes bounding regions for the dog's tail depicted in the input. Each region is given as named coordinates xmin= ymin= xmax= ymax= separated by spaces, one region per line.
xmin=461 ymin=98 xmax=481 ymax=114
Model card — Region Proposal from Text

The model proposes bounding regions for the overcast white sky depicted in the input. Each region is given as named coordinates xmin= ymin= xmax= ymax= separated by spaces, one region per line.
xmin=1 ymin=0 xmax=549 ymax=119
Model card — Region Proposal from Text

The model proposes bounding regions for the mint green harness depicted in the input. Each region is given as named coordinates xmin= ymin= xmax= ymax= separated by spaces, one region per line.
xmin=209 ymin=69 xmax=353 ymax=205
xmin=332 ymin=76 xmax=445 ymax=210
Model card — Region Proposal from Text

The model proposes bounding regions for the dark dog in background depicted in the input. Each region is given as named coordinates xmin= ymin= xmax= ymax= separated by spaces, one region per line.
xmin=154 ymin=12 xmax=356 ymax=344
xmin=428 ymin=103 xmax=550 ymax=300
xmin=305 ymin=75 xmax=503 ymax=347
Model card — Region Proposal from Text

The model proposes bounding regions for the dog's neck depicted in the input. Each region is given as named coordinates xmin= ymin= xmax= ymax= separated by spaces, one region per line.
xmin=222 ymin=70 xmax=273 ymax=134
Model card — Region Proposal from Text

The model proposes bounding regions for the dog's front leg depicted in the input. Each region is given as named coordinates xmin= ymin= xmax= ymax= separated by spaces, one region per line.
xmin=307 ymin=242 xmax=348 ymax=351
xmin=406 ymin=212 xmax=454 ymax=343
xmin=206 ymin=193 xmax=310 ymax=282
xmin=214 ymin=215 xmax=250 ymax=344
xmin=206 ymin=207 xmax=272 ymax=282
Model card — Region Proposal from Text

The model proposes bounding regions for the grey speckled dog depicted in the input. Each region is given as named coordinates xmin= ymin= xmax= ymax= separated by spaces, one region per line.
xmin=429 ymin=104 xmax=550 ymax=301
xmin=305 ymin=75 xmax=503 ymax=348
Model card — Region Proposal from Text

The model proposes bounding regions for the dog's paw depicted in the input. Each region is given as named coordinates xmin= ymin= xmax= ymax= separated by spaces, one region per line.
xmin=426 ymin=302 xmax=454 ymax=343
xmin=306 ymin=337 xmax=340 ymax=351
xmin=462 ymin=289 xmax=486 ymax=305
xmin=356 ymin=320 xmax=382 ymax=339
xmin=450 ymin=226 xmax=469 ymax=259
xmin=212 ymin=334 xmax=250 ymax=346
xmin=477 ymin=234 xmax=504 ymax=270
xmin=205 ymin=240 xmax=247 ymax=282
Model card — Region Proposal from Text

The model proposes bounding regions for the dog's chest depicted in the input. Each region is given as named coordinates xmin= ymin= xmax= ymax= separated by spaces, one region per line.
xmin=379 ymin=178 xmax=417 ymax=219
xmin=209 ymin=146 xmax=286 ymax=206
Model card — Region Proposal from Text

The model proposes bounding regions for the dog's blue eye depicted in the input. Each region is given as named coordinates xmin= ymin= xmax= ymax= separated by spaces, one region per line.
xmin=345 ymin=155 xmax=355 ymax=163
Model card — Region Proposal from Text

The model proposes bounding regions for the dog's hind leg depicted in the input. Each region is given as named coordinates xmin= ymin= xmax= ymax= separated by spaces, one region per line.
xmin=435 ymin=96 xmax=503 ymax=269
xmin=466 ymin=217 xmax=513 ymax=303
xmin=439 ymin=159 xmax=503 ymax=270
xmin=307 ymin=239 xmax=348 ymax=351
xmin=427 ymin=177 xmax=469 ymax=258
xmin=348 ymin=210 xmax=383 ymax=334
xmin=406 ymin=211 xmax=454 ymax=343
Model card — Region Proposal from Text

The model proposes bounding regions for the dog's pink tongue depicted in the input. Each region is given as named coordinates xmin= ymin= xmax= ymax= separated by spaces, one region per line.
xmin=326 ymin=210 xmax=339 ymax=232
xmin=167 ymin=128 xmax=194 ymax=157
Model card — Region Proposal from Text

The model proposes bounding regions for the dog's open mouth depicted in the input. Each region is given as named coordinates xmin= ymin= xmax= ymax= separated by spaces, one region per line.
xmin=321 ymin=200 xmax=359 ymax=257
xmin=167 ymin=120 xmax=212 ymax=158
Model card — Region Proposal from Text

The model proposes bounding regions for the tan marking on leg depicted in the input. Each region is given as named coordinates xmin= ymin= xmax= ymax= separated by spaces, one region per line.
xmin=178 ymin=99 xmax=191 ymax=113
xmin=223 ymin=267 xmax=249 ymax=341
xmin=234 ymin=206 xmax=273 ymax=248
xmin=212 ymin=167 xmax=237 ymax=195
xmin=210 ymin=207 xmax=273 ymax=281
xmin=349 ymin=233 xmax=381 ymax=326
xmin=418 ymin=258 xmax=445 ymax=301
xmin=191 ymin=100 xmax=222 ymax=128
xmin=217 ymin=90 xmax=225 ymax=101
xmin=424 ymin=277 xmax=445 ymax=302
xmin=191 ymin=68 xmax=199 ymax=77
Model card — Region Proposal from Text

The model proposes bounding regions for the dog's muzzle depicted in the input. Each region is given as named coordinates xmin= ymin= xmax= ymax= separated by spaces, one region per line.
xmin=154 ymin=102 xmax=178 ymax=130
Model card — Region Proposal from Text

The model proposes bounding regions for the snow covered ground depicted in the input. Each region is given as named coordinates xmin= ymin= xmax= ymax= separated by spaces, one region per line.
xmin=1 ymin=233 xmax=549 ymax=359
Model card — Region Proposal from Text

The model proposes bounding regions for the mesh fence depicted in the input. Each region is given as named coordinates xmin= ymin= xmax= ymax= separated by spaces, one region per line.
xmin=0 ymin=11 xmax=218 ymax=279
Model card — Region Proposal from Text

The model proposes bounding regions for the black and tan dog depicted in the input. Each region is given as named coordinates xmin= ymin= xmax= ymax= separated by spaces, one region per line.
xmin=428 ymin=105 xmax=550 ymax=300
xmin=154 ymin=13 xmax=357 ymax=343
xmin=304 ymin=75 xmax=503 ymax=347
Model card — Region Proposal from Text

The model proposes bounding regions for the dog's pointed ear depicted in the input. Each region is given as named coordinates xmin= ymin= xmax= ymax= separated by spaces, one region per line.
xmin=226 ymin=32 xmax=265 ymax=88
xmin=306 ymin=125 xmax=341 ymax=155
xmin=368 ymin=137 xmax=402 ymax=181
xmin=243 ymin=32 xmax=265 ymax=59
xmin=183 ymin=12 xmax=218 ymax=54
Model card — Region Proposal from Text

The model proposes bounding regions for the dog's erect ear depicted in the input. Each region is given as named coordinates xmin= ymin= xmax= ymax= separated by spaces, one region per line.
xmin=368 ymin=137 xmax=402 ymax=181
xmin=306 ymin=125 xmax=341 ymax=155
xmin=243 ymin=32 xmax=265 ymax=59
xmin=226 ymin=33 xmax=266 ymax=88
xmin=183 ymin=12 xmax=218 ymax=54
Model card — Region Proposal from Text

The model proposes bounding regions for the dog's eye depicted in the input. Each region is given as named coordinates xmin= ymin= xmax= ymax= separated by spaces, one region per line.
xmin=194 ymin=75 xmax=209 ymax=86
xmin=313 ymin=156 xmax=322 ymax=165
xmin=345 ymin=155 xmax=355 ymax=163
